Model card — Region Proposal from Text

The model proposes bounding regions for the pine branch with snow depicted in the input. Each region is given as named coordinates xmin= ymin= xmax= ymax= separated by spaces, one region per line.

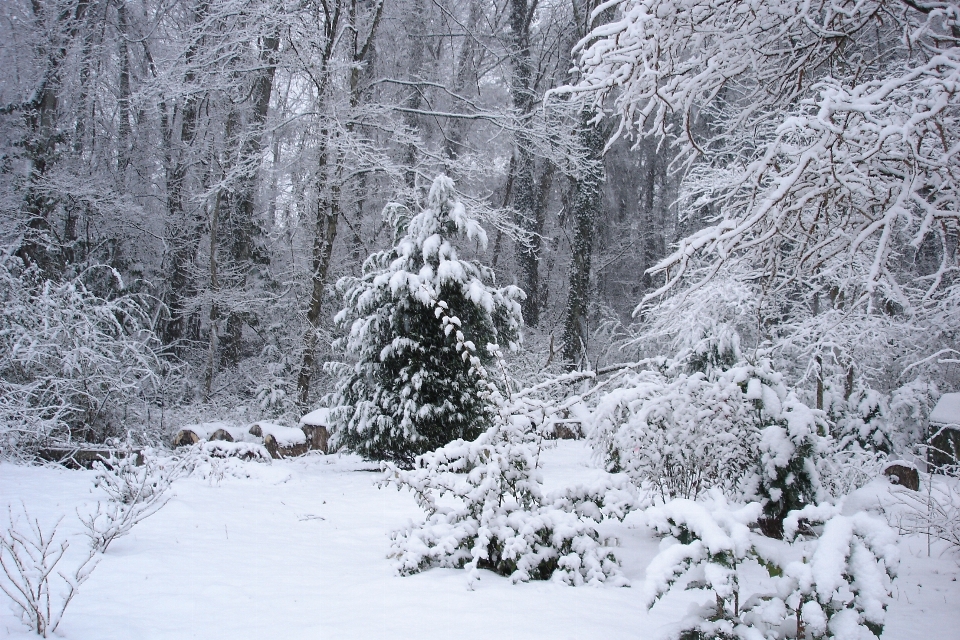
xmin=639 ymin=495 xmax=899 ymax=640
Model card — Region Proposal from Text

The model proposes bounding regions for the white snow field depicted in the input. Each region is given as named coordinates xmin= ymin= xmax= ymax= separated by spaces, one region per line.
xmin=1 ymin=442 xmax=957 ymax=640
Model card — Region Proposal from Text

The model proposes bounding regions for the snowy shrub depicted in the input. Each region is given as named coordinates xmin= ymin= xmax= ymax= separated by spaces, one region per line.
xmin=329 ymin=175 xmax=523 ymax=465
xmin=890 ymin=459 xmax=960 ymax=553
xmin=199 ymin=440 xmax=271 ymax=462
xmin=827 ymin=387 xmax=893 ymax=454
xmin=815 ymin=379 xmax=939 ymax=496
xmin=589 ymin=367 xmax=759 ymax=501
xmin=825 ymin=379 xmax=937 ymax=457
xmin=887 ymin=380 xmax=939 ymax=451
xmin=750 ymin=389 xmax=828 ymax=539
xmin=384 ymin=412 xmax=636 ymax=588
xmin=818 ymin=449 xmax=887 ymax=499
xmin=176 ymin=440 xmax=271 ymax=483
xmin=641 ymin=496 xmax=898 ymax=640
xmin=80 ymin=447 xmax=179 ymax=553
xmin=0 ymin=507 xmax=98 ymax=637
xmin=589 ymin=351 xmax=828 ymax=536
xmin=0 ymin=254 xmax=161 ymax=452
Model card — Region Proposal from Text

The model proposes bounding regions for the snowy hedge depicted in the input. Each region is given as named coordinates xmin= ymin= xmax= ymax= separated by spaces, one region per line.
xmin=589 ymin=354 xmax=829 ymax=536
xmin=0 ymin=255 xmax=161 ymax=453
xmin=384 ymin=412 xmax=637 ymax=587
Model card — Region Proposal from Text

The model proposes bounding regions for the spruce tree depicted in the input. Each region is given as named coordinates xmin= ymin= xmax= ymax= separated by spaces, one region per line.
xmin=330 ymin=176 xmax=523 ymax=465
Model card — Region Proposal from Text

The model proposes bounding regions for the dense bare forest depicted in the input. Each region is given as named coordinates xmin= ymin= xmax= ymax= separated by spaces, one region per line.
xmin=2 ymin=2 xmax=960 ymax=639
xmin=0 ymin=0 xmax=694 ymax=445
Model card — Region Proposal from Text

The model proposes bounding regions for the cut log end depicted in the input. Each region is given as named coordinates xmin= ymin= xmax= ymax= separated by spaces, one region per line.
xmin=208 ymin=429 xmax=234 ymax=443
xmin=884 ymin=463 xmax=920 ymax=491
xmin=263 ymin=434 xmax=310 ymax=459
xmin=173 ymin=429 xmax=200 ymax=447
xmin=553 ymin=423 xmax=582 ymax=440
xmin=301 ymin=425 xmax=329 ymax=453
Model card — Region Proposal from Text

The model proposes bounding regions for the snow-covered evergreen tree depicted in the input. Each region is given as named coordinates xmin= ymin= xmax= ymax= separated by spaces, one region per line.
xmin=640 ymin=496 xmax=899 ymax=640
xmin=329 ymin=176 xmax=524 ymax=464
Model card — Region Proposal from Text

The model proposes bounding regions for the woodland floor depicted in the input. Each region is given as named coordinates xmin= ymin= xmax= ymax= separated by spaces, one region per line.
xmin=0 ymin=441 xmax=957 ymax=639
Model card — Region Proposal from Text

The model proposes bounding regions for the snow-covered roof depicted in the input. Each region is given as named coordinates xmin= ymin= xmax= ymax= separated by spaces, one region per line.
xmin=929 ymin=392 xmax=960 ymax=426
xmin=299 ymin=408 xmax=331 ymax=427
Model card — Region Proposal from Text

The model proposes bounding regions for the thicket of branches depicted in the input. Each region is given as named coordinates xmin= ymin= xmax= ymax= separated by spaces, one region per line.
xmin=0 ymin=0 xmax=956 ymax=470
xmin=0 ymin=0 xmax=682 ymax=449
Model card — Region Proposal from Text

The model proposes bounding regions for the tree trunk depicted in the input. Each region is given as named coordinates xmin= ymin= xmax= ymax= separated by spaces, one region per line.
xmin=562 ymin=109 xmax=605 ymax=367
xmin=443 ymin=0 xmax=481 ymax=166
xmin=297 ymin=133 xmax=340 ymax=408
xmin=297 ymin=0 xmax=384 ymax=409
xmin=160 ymin=0 xmax=208 ymax=347
xmin=204 ymin=189 xmax=222 ymax=399
xmin=222 ymin=31 xmax=281 ymax=362
xmin=17 ymin=0 xmax=92 ymax=276
xmin=508 ymin=0 xmax=549 ymax=327
xmin=116 ymin=0 xmax=132 ymax=174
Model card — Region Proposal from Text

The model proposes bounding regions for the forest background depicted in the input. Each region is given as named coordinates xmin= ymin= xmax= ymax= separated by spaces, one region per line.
xmin=0 ymin=0 xmax=957 ymax=455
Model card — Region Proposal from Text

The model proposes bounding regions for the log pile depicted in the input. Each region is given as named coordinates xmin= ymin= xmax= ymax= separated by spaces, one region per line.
xmin=172 ymin=418 xmax=329 ymax=460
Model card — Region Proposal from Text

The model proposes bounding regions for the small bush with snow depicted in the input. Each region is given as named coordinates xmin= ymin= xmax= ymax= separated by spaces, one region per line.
xmin=588 ymin=347 xmax=828 ymax=536
xmin=80 ymin=447 xmax=179 ymax=553
xmin=200 ymin=440 xmax=272 ymax=462
xmin=889 ymin=451 xmax=960 ymax=553
xmin=641 ymin=495 xmax=898 ymax=640
xmin=384 ymin=412 xmax=637 ymax=588
xmin=0 ymin=507 xmax=98 ymax=637
xmin=0 ymin=255 xmax=161 ymax=453
xmin=825 ymin=380 xmax=938 ymax=457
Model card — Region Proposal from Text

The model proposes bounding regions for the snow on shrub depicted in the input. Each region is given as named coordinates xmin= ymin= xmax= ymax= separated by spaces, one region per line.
xmin=80 ymin=447 xmax=180 ymax=553
xmin=589 ymin=367 xmax=759 ymax=501
xmin=827 ymin=387 xmax=894 ymax=454
xmin=588 ymin=353 xmax=828 ymax=536
xmin=889 ymin=457 xmax=960 ymax=553
xmin=383 ymin=411 xmax=637 ymax=588
xmin=640 ymin=495 xmax=898 ymax=640
xmin=0 ymin=254 xmax=161 ymax=453
xmin=0 ymin=507 xmax=98 ymax=637
xmin=824 ymin=379 xmax=937 ymax=457
xmin=200 ymin=440 xmax=272 ymax=462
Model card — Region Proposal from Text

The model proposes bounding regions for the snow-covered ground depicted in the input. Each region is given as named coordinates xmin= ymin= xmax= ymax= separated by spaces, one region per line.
xmin=1 ymin=441 xmax=957 ymax=639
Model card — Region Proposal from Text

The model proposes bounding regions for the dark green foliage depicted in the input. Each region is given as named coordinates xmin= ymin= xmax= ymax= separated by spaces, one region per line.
xmin=329 ymin=176 xmax=523 ymax=465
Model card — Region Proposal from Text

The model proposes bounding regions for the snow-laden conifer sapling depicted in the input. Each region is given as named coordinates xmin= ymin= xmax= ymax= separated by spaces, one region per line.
xmin=330 ymin=175 xmax=523 ymax=465
xmin=640 ymin=496 xmax=898 ymax=640
xmin=382 ymin=318 xmax=640 ymax=588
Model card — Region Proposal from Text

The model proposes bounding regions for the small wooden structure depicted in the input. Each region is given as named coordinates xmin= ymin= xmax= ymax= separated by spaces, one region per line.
xmin=928 ymin=392 xmax=960 ymax=471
